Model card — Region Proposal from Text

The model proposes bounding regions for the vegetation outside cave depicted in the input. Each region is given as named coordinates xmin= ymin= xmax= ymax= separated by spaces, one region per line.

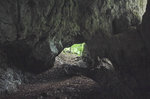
xmin=63 ymin=43 xmax=85 ymax=56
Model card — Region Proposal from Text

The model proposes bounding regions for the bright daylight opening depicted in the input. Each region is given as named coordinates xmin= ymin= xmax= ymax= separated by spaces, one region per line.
xmin=63 ymin=43 xmax=85 ymax=56
xmin=54 ymin=43 xmax=86 ymax=66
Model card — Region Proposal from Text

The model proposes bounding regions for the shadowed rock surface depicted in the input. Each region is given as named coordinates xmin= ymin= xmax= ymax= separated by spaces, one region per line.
xmin=0 ymin=0 xmax=147 ymax=72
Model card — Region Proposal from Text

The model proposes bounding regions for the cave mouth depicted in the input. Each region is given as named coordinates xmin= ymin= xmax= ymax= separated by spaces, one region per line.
xmin=54 ymin=43 xmax=86 ymax=67
xmin=63 ymin=43 xmax=85 ymax=56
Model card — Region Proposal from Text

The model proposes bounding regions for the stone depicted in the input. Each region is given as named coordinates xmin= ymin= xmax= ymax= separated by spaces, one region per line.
xmin=0 ymin=50 xmax=22 ymax=95
xmin=0 ymin=0 xmax=147 ymax=73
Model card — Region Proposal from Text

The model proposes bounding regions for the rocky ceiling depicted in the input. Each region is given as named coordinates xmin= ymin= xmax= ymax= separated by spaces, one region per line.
xmin=0 ymin=0 xmax=147 ymax=72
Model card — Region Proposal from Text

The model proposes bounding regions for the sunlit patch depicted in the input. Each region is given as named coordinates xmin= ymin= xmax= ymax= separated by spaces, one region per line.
xmin=63 ymin=43 xmax=85 ymax=56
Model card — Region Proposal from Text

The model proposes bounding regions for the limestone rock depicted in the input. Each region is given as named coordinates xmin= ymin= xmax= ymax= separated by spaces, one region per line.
xmin=0 ymin=0 xmax=147 ymax=73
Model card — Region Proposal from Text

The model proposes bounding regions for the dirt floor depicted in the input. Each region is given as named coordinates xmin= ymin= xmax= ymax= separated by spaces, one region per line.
xmin=0 ymin=52 xmax=101 ymax=99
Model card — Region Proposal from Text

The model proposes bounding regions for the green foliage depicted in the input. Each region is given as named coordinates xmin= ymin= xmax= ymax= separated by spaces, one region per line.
xmin=63 ymin=43 xmax=85 ymax=56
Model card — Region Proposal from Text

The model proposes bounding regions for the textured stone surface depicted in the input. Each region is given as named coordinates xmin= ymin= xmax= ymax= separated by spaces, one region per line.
xmin=0 ymin=50 xmax=23 ymax=95
xmin=79 ymin=0 xmax=147 ymax=38
xmin=86 ymin=1 xmax=150 ymax=96
xmin=0 ymin=0 xmax=147 ymax=73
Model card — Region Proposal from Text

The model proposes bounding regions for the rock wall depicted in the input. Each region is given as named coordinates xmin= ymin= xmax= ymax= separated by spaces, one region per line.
xmin=0 ymin=0 xmax=83 ymax=73
xmin=79 ymin=0 xmax=147 ymax=38
xmin=141 ymin=0 xmax=150 ymax=90
xmin=0 ymin=0 xmax=147 ymax=73
xmin=86 ymin=0 xmax=150 ymax=95
xmin=142 ymin=0 xmax=150 ymax=55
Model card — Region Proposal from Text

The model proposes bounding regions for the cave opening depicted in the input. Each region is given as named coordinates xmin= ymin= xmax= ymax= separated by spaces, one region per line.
xmin=63 ymin=43 xmax=85 ymax=56
xmin=54 ymin=43 xmax=87 ymax=67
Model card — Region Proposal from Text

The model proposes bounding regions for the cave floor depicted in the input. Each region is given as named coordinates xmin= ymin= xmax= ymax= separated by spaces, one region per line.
xmin=0 ymin=53 xmax=101 ymax=99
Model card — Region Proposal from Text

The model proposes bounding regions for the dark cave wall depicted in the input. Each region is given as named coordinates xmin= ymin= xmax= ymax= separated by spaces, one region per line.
xmin=86 ymin=0 xmax=150 ymax=91
xmin=86 ymin=25 xmax=149 ymax=90
xmin=0 ymin=0 xmax=83 ymax=73
xmin=141 ymin=0 xmax=150 ymax=88
xmin=142 ymin=0 xmax=150 ymax=55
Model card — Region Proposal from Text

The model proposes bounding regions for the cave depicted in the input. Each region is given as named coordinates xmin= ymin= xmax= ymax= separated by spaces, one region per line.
xmin=0 ymin=0 xmax=150 ymax=99
xmin=54 ymin=43 xmax=86 ymax=66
